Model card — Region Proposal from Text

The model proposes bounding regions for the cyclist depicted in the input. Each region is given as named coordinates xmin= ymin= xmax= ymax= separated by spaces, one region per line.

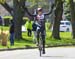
xmin=24 ymin=4 xmax=54 ymax=54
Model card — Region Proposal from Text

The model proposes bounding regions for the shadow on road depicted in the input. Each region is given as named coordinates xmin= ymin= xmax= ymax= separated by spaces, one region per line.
xmin=41 ymin=55 xmax=64 ymax=58
xmin=42 ymin=55 xmax=75 ymax=59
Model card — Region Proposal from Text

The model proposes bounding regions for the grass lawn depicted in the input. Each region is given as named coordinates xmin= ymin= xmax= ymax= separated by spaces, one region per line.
xmin=0 ymin=25 xmax=75 ymax=49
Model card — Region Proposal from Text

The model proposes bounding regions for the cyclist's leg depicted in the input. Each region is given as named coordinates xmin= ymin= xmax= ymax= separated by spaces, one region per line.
xmin=35 ymin=31 xmax=37 ymax=43
xmin=33 ymin=31 xmax=37 ymax=43
xmin=41 ymin=30 xmax=46 ymax=54
xmin=37 ymin=30 xmax=40 ymax=45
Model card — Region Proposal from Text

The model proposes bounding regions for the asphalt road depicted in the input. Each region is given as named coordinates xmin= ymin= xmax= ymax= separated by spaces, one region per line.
xmin=0 ymin=47 xmax=75 ymax=59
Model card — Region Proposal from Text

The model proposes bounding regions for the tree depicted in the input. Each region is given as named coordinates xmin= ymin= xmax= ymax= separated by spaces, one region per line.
xmin=13 ymin=0 xmax=25 ymax=39
xmin=69 ymin=0 xmax=75 ymax=39
xmin=0 ymin=0 xmax=26 ymax=40
xmin=52 ymin=0 xmax=63 ymax=39
xmin=64 ymin=1 xmax=71 ymax=20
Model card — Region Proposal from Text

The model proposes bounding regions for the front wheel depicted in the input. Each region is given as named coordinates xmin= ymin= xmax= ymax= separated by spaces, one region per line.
xmin=39 ymin=38 xmax=43 ymax=56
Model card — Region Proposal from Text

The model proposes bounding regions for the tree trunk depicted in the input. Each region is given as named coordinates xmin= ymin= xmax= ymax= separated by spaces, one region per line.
xmin=13 ymin=0 xmax=25 ymax=40
xmin=69 ymin=0 xmax=75 ymax=39
xmin=52 ymin=0 xmax=63 ymax=39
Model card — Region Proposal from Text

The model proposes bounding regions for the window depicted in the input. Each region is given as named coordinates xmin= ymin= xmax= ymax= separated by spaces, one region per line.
xmin=66 ymin=22 xmax=70 ymax=25
xmin=60 ymin=22 xmax=64 ymax=25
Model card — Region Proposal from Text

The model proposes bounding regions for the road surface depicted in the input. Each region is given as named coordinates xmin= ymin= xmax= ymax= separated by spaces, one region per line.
xmin=0 ymin=47 xmax=75 ymax=59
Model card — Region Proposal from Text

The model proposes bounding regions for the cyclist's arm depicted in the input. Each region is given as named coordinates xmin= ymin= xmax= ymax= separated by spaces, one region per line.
xmin=44 ymin=4 xmax=55 ymax=16
xmin=24 ymin=7 xmax=36 ymax=17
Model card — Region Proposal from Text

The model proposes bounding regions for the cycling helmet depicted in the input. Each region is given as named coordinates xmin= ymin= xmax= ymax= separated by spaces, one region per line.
xmin=37 ymin=8 xmax=42 ymax=11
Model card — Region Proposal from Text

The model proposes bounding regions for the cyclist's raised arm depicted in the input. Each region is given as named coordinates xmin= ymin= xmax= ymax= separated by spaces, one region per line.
xmin=44 ymin=4 xmax=55 ymax=16
xmin=24 ymin=7 xmax=36 ymax=17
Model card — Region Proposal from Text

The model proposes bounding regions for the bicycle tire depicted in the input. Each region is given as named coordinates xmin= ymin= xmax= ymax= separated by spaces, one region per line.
xmin=39 ymin=37 xmax=43 ymax=56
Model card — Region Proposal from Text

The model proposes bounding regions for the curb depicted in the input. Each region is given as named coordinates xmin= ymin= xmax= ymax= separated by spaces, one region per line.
xmin=0 ymin=45 xmax=75 ymax=51
xmin=0 ymin=47 xmax=37 ymax=51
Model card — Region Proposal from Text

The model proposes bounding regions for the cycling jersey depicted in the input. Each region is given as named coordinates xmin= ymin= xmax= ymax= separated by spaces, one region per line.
xmin=36 ymin=14 xmax=45 ymax=31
